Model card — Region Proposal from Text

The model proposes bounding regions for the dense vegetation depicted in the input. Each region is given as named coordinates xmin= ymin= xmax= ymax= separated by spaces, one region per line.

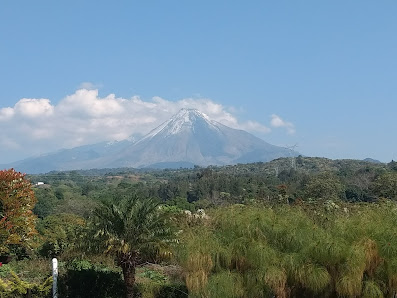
xmin=179 ymin=203 xmax=397 ymax=297
xmin=1 ymin=157 xmax=397 ymax=297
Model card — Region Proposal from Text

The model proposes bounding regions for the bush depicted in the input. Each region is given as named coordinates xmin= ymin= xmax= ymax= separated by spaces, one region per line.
xmin=156 ymin=283 xmax=188 ymax=298
xmin=58 ymin=259 xmax=125 ymax=298
xmin=0 ymin=270 xmax=52 ymax=298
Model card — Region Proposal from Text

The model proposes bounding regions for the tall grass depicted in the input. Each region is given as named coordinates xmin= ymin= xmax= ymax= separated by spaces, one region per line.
xmin=176 ymin=201 xmax=397 ymax=297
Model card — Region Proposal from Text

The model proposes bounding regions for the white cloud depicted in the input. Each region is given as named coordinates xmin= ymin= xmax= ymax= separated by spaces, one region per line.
xmin=14 ymin=98 xmax=54 ymax=118
xmin=240 ymin=121 xmax=271 ymax=134
xmin=270 ymin=114 xmax=295 ymax=134
xmin=0 ymin=88 xmax=289 ymax=163
xmin=0 ymin=107 xmax=14 ymax=121
xmin=57 ymin=89 xmax=124 ymax=117
xmin=0 ymin=137 xmax=21 ymax=150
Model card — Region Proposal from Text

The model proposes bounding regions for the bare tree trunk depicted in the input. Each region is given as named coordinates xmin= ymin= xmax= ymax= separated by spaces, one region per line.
xmin=122 ymin=264 xmax=136 ymax=298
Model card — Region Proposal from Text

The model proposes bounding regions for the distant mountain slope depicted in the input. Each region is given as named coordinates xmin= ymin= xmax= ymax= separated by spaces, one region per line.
xmin=99 ymin=109 xmax=297 ymax=168
xmin=363 ymin=158 xmax=383 ymax=164
xmin=4 ymin=109 xmax=299 ymax=173
xmin=1 ymin=139 xmax=135 ymax=173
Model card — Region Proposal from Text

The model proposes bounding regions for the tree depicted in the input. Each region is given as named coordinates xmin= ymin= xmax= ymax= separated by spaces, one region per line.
xmin=33 ymin=187 xmax=58 ymax=218
xmin=37 ymin=213 xmax=85 ymax=257
xmin=89 ymin=197 xmax=173 ymax=298
xmin=304 ymin=172 xmax=344 ymax=200
xmin=387 ymin=160 xmax=397 ymax=171
xmin=0 ymin=169 xmax=38 ymax=255
xmin=371 ymin=172 xmax=397 ymax=200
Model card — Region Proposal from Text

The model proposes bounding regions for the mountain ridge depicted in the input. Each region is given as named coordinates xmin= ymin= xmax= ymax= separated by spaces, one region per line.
xmin=2 ymin=108 xmax=299 ymax=173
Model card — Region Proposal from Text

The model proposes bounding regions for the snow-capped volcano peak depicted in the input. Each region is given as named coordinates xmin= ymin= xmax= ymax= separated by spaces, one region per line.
xmin=140 ymin=108 xmax=219 ymax=141
xmin=5 ymin=108 xmax=299 ymax=172
xmin=174 ymin=108 xmax=211 ymax=121
xmin=168 ymin=108 xmax=214 ymax=131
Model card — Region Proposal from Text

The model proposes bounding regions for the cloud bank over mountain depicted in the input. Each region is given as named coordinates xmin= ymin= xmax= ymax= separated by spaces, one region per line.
xmin=271 ymin=114 xmax=295 ymax=134
xmin=0 ymin=88 xmax=295 ymax=163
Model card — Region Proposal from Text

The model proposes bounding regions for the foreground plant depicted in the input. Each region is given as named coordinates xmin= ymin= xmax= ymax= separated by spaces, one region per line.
xmin=89 ymin=197 xmax=173 ymax=298
xmin=0 ymin=270 xmax=52 ymax=297
xmin=177 ymin=203 xmax=397 ymax=297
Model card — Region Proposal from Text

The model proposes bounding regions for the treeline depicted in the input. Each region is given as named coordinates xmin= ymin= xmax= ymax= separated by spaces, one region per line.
xmin=31 ymin=157 xmax=397 ymax=219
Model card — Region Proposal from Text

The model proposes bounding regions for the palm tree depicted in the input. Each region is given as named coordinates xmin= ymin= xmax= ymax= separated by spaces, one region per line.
xmin=90 ymin=196 xmax=173 ymax=298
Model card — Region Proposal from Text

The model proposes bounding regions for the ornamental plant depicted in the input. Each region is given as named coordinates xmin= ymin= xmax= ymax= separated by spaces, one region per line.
xmin=0 ymin=169 xmax=38 ymax=255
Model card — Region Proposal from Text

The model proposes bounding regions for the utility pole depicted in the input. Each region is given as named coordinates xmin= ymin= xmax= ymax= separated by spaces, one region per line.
xmin=52 ymin=258 xmax=58 ymax=298
xmin=285 ymin=143 xmax=298 ymax=170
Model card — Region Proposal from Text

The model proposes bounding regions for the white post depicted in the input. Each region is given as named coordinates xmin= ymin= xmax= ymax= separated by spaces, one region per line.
xmin=52 ymin=258 xmax=58 ymax=298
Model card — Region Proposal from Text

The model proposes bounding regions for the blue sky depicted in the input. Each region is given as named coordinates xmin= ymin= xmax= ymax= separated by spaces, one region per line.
xmin=0 ymin=1 xmax=396 ymax=164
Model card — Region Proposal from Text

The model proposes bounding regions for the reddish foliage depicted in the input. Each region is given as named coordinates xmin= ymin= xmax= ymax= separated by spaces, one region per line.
xmin=0 ymin=168 xmax=38 ymax=253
